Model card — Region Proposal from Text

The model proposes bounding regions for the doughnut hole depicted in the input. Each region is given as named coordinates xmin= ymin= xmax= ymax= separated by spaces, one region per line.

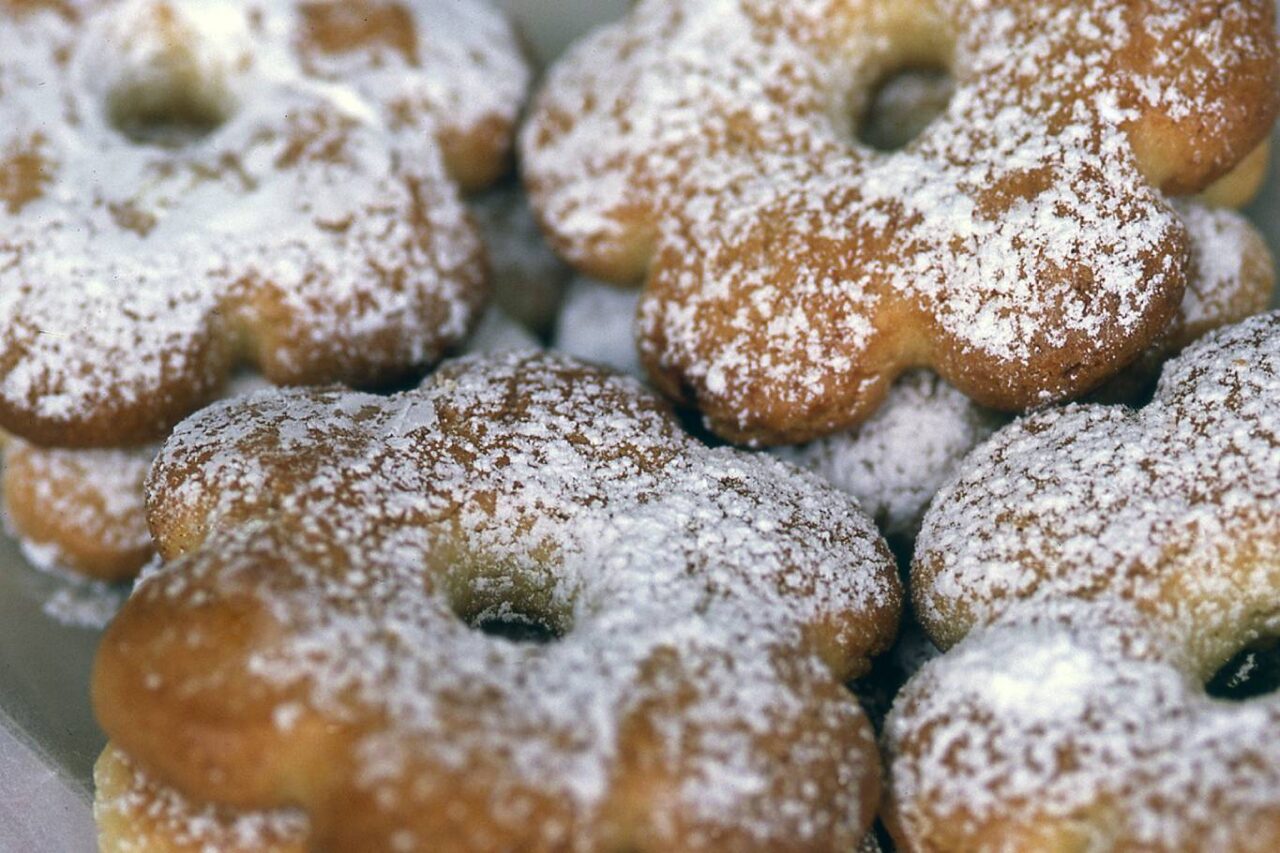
xmin=106 ymin=62 xmax=235 ymax=147
xmin=91 ymin=1 xmax=242 ymax=147
xmin=1205 ymin=638 xmax=1280 ymax=702
xmin=445 ymin=559 xmax=573 ymax=644
xmin=856 ymin=66 xmax=954 ymax=152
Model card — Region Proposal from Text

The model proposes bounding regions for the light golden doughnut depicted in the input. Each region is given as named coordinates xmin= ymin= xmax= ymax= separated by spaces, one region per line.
xmin=3 ymin=439 xmax=153 ymax=581
xmin=889 ymin=312 xmax=1280 ymax=851
xmin=94 ymin=352 xmax=902 ymax=851
xmin=523 ymin=0 xmax=1279 ymax=444
xmin=779 ymin=199 xmax=1273 ymax=548
xmin=0 ymin=0 xmax=529 ymax=447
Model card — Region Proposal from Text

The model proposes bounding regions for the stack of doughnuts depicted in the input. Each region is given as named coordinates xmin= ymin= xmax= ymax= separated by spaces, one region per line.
xmin=527 ymin=1 xmax=1280 ymax=849
xmin=0 ymin=0 xmax=1276 ymax=850
xmin=524 ymin=0 xmax=1277 ymax=444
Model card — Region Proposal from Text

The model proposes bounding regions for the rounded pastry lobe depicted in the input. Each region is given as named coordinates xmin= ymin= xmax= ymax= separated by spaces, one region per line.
xmin=3 ymin=437 xmax=154 ymax=582
xmin=95 ymin=743 xmax=308 ymax=853
xmin=775 ymin=370 xmax=1005 ymax=550
xmin=887 ymin=311 xmax=1280 ymax=851
xmin=2 ymin=374 xmax=271 ymax=581
xmin=775 ymin=197 xmax=1273 ymax=549
xmin=1092 ymin=199 xmax=1276 ymax=403
xmin=0 ymin=0 xmax=529 ymax=447
xmin=96 ymin=739 xmax=890 ymax=853
xmin=93 ymin=351 xmax=902 ymax=851
xmin=522 ymin=0 xmax=1279 ymax=445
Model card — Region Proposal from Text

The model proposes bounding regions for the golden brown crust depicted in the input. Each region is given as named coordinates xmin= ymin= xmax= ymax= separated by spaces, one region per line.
xmin=95 ymin=743 xmax=309 ymax=853
xmin=523 ymin=0 xmax=1280 ymax=445
xmin=1092 ymin=201 xmax=1276 ymax=403
xmin=2 ymin=438 xmax=153 ymax=581
xmin=1118 ymin=1 xmax=1280 ymax=196
xmin=1201 ymin=141 xmax=1272 ymax=209
xmin=97 ymin=740 xmax=891 ymax=853
xmin=95 ymin=352 xmax=902 ymax=850
xmin=888 ymin=312 xmax=1280 ymax=851
xmin=0 ymin=0 xmax=528 ymax=448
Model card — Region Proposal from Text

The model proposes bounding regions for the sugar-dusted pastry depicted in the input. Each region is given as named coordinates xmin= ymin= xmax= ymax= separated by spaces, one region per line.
xmin=4 ymin=439 xmax=153 ymax=582
xmin=780 ymin=200 xmax=1274 ymax=547
xmin=0 ymin=0 xmax=529 ymax=447
xmin=2 ymin=376 xmax=268 ymax=581
xmin=888 ymin=312 xmax=1280 ymax=851
xmin=776 ymin=371 xmax=1004 ymax=549
xmin=1092 ymin=200 xmax=1275 ymax=402
xmin=3 ymin=298 xmax=548 ymax=583
xmin=523 ymin=0 xmax=1279 ymax=444
xmin=95 ymin=352 xmax=902 ymax=851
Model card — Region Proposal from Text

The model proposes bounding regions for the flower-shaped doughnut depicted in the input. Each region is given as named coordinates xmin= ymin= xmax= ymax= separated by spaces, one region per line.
xmin=0 ymin=0 xmax=529 ymax=447
xmin=523 ymin=0 xmax=1279 ymax=444
xmin=93 ymin=352 xmax=903 ymax=851
xmin=887 ymin=311 xmax=1280 ymax=850
xmin=792 ymin=200 xmax=1271 ymax=549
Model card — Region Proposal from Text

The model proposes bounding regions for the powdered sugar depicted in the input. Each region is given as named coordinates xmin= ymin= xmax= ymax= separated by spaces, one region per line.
xmin=95 ymin=743 xmax=308 ymax=852
xmin=889 ymin=312 xmax=1280 ymax=849
xmin=523 ymin=0 xmax=1276 ymax=442
xmin=0 ymin=0 xmax=528 ymax=445
xmin=42 ymin=582 xmax=125 ymax=629
xmin=110 ymin=351 xmax=901 ymax=848
xmin=5 ymin=440 xmax=153 ymax=569
xmin=1170 ymin=200 xmax=1275 ymax=339
xmin=775 ymin=198 xmax=1272 ymax=544
xmin=775 ymin=371 xmax=1004 ymax=546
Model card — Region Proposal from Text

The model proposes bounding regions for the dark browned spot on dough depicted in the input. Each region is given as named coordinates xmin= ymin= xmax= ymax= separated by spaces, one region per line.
xmin=274 ymin=112 xmax=356 ymax=170
xmin=299 ymin=1 xmax=419 ymax=66
xmin=0 ymin=135 xmax=52 ymax=215
xmin=108 ymin=201 xmax=158 ymax=237
xmin=1 ymin=0 xmax=76 ymax=18
xmin=977 ymin=166 xmax=1056 ymax=219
